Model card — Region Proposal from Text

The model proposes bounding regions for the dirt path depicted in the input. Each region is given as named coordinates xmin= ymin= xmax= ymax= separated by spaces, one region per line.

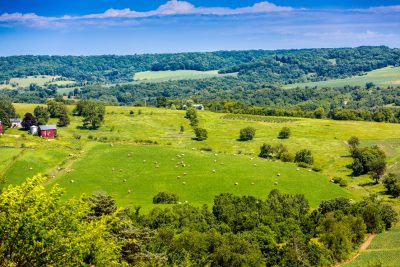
xmin=335 ymin=234 xmax=376 ymax=267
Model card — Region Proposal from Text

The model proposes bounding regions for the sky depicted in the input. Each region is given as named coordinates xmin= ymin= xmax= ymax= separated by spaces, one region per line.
xmin=0 ymin=0 xmax=399 ymax=55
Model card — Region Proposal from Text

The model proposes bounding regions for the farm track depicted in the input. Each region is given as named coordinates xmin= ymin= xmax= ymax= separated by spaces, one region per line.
xmin=337 ymin=234 xmax=375 ymax=267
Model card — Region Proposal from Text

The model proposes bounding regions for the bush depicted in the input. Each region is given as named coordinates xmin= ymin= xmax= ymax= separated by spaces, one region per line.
xmin=280 ymin=152 xmax=294 ymax=162
xmin=297 ymin=162 xmax=310 ymax=168
xmin=200 ymin=147 xmax=212 ymax=152
xmin=239 ymin=127 xmax=256 ymax=141
xmin=383 ymin=174 xmax=400 ymax=197
xmin=278 ymin=127 xmax=291 ymax=139
xmin=295 ymin=149 xmax=314 ymax=165
xmin=194 ymin=127 xmax=208 ymax=141
xmin=72 ymin=133 xmax=81 ymax=140
xmin=152 ymin=192 xmax=178 ymax=204
xmin=259 ymin=144 xmax=274 ymax=159
xmin=332 ymin=177 xmax=348 ymax=187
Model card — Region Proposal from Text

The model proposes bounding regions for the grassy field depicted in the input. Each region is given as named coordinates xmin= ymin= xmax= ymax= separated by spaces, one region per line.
xmin=345 ymin=229 xmax=400 ymax=267
xmin=133 ymin=70 xmax=237 ymax=82
xmin=0 ymin=75 xmax=75 ymax=89
xmin=47 ymin=143 xmax=349 ymax=210
xmin=1 ymin=104 xmax=400 ymax=212
xmin=284 ymin=66 xmax=400 ymax=89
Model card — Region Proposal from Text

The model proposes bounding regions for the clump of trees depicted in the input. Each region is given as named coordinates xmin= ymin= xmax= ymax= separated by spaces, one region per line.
xmin=239 ymin=126 xmax=256 ymax=141
xmin=33 ymin=106 xmax=49 ymax=125
xmin=258 ymin=143 xmax=294 ymax=163
xmin=184 ymin=107 xmax=199 ymax=127
xmin=74 ymin=100 xmax=105 ymax=129
xmin=295 ymin=149 xmax=314 ymax=165
xmin=348 ymin=137 xmax=387 ymax=183
xmin=185 ymin=107 xmax=208 ymax=141
xmin=278 ymin=127 xmax=291 ymax=139
xmin=152 ymin=192 xmax=179 ymax=204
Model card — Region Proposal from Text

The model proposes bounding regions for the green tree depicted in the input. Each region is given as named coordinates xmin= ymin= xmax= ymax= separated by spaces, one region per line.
xmin=21 ymin=112 xmax=37 ymax=129
xmin=383 ymin=174 xmax=400 ymax=197
xmin=185 ymin=107 xmax=198 ymax=127
xmin=82 ymin=101 xmax=106 ymax=129
xmin=47 ymin=100 xmax=64 ymax=118
xmin=0 ymin=99 xmax=16 ymax=128
xmin=313 ymin=107 xmax=325 ymax=119
xmin=33 ymin=106 xmax=49 ymax=125
xmin=0 ymin=175 xmax=121 ymax=266
xmin=194 ymin=127 xmax=208 ymax=141
xmin=57 ymin=105 xmax=70 ymax=127
xmin=278 ymin=127 xmax=291 ymax=139
xmin=295 ymin=149 xmax=314 ymax=165
xmin=348 ymin=136 xmax=360 ymax=150
xmin=239 ymin=127 xmax=256 ymax=141
xmin=368 ymin=158 xmax=386 ymax=184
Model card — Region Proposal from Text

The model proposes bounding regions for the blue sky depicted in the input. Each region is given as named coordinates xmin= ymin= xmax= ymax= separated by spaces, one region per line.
xmin=0 ymin=1 xmax=399 ymax=55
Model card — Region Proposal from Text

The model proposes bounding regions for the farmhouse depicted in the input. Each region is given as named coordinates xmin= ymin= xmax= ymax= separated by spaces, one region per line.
xmin=0 ymin=121 xmax=4 ymax=135
xmin=39 ymin=125 xmax=57 ymax=138
xmin=10 ymin=118 xmax=22 ymax=128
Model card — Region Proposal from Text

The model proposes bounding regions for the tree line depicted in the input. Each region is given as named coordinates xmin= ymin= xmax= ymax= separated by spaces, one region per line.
xmin=0 ymin=176 xmax=397 ymax=266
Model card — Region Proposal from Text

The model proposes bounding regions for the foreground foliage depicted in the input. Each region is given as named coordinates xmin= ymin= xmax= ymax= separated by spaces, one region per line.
xmin=0 ymin=176 xmax=397 ymax=266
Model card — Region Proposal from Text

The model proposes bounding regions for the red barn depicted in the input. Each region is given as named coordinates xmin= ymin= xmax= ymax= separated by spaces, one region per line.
xmin=0 ymin=121 xmax=4 ymax=135
xmin=39 ymin=125 xmax=57 ymax=139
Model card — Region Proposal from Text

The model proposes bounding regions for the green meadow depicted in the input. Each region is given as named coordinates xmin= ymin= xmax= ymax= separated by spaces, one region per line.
xmin=0 ymin=75 xmax=75 ymax=90
xmin=285 ymin=66 xmax=400 ymax=89
xmin=1 ymin=103 xmax=400 ymax=211
xmin=133 ymin=70 xmax=237 ymax=82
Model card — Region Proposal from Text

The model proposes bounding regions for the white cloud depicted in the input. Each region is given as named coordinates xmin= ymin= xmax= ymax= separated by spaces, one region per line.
xmin=0 ymin=0 xmax=294 ymax=26
xmin=354 ymin=5 xmax=400 ymax=13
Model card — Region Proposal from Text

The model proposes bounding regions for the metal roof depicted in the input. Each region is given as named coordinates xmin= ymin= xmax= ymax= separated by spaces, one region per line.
xmin=39 ymin=125 xmax=57 ymax=130
xmin=10 ymin=118 xmax=21 ymax=123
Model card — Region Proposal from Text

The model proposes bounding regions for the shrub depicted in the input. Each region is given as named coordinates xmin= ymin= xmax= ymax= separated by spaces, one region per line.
xmin=332 ymin=177 xmax=348 ymax=187
xmin=259 ymin=144 xmax=274 ymax=159
xmin=200 ymin=147 xmax=212 ymax=152
xmin=383 ymin=174 xmax=400 ymax=197
xmin=152 ymin=192 xmax=178 ymax=204
xmin=194 ymin=127 xmax=208 ymax=141
xmin=278 ymin=127 xmax=291 ymax=139
xmin=129 ymin=110 xmax=134 ymax=115
xmin=295 ymin=149 xmax=314 ymax=165
xmin=297 ymin=162 xmax=310 ymax=168
xmin=239 ymin=127 xmax=256 ymax=141
xmin=280 ymin=152 xmax=294 ymax=162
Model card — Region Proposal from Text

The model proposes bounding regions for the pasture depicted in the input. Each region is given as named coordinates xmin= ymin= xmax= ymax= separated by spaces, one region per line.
xmin=1 ymin=103 xmax=400 ymax=211
xmin=0 ymin=75 xmax=75 ymax=90
xmin=285 ymin=66 xmax=400 ymax=89
xmin=47 ymin=143 xmax=349 ymax=210
xmin=133 ymin=70 xmax=237 ymax=82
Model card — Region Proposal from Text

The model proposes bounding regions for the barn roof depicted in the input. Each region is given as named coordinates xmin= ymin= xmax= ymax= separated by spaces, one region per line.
xmin=10 ymin=118 xmax=21 ymax=123
xmin=39 ymin=125 xmax=57 ymax=130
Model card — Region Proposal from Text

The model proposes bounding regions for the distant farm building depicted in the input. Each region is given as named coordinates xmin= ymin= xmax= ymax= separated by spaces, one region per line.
xmin=182 ymin=104 xmax=204 ymax=110
xmin=0 ymin=121 xmax=4 ymax=135
xmin=39 ymin=125 xmax=57 ymax=138
xmin=193 ymin=104 xmax=204 ymax=110
xmin=10 ymin=118 xmax=22 ymax=128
